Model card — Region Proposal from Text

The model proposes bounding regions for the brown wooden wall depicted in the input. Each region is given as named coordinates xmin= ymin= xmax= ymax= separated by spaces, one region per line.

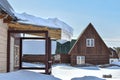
xmin=69 ymin=23 xmax=110 ymax=65
xmin=53 ymin=54 xmax=70 ymax=63
xmin=60 ymin=54 xmax=70 ymax=63
xmin=22 ymin=55 xmax=46 ymax=63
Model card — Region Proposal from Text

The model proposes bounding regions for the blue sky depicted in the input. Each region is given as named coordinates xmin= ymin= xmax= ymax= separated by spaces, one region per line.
xmin=8 ymin=0 xmax=120 ymax=47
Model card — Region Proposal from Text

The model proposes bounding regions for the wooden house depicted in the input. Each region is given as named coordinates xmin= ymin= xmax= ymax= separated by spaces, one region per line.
xmin=69 ymin=23 xmax=110 ymax=65
xmin=109 ymin=48 xmax=119 ymax=63
xmin=53 ymin=54 xmax=70 ymax=63
xmin=53 ymin=40 xmax=76 ymax=63
xmin=0 ymin=0 xmax=73 ymax=74
xmin=0 ymin=9 xmax=53 ymax=74
xmin=55 ymin=41 xmax=71 ymax=54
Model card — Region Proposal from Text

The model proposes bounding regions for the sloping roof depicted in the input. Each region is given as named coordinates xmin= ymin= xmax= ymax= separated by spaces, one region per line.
xmin=55 ymin=39 xmax=76 ymax=54
xmin=70 ymin=39 xmax=76 ymax=49
xmin=55 ymin=41 xmax=71 ymax=54
xmin=0 ymin=0 xmax=16 ymax=19
xmin=69 ymin=23 xmax=111 ymax=55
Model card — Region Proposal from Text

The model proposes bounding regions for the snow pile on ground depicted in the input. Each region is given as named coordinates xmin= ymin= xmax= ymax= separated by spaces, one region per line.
xmin=111 ymin=61 xmax=120 ymax=66
xmin=71 ymin=76 xmax=105 ymax=80
xmin=0 ymin=70 xmax=60 ymax=80
xmin=100 ymin=61 xmax=120 ymax=69
xmin=52 ymin=63 xmax=120 ymax=80
xmin=22 ymin=62 xmax=45 ymax=67
xmin=0 ymin=63 xmax=120 ymax=80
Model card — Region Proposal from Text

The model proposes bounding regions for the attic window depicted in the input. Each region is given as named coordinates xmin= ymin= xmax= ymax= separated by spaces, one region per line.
xmin=86 ymin=38 xmax=95 ymax=47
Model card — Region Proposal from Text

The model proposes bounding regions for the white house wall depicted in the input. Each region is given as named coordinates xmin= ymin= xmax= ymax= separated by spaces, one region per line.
xmin=0 ymin=19 xmax=8 ymax=73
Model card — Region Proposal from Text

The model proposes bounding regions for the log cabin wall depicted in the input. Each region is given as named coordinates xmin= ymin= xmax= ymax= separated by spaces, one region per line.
xmin=53 ymin=54 xmax=70 ymax=63
xmin=69 ymin=23 xmax=110 ymax=65
xmin=0 ymin=19 xmax=8 ymax=72
xmin=60 ymin=54 xmax=70 ymax=63
xmin=22 ymin=55 xmax=46 ymax=63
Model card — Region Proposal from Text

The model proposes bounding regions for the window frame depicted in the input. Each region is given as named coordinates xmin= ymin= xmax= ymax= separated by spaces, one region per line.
xmin=86 ymin=38 xmax=95 ymax=47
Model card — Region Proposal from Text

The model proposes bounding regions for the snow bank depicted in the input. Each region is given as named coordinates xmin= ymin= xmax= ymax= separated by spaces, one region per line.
xmin=22 ymin=62 xmax=45 ymax=68
xmin=111 ymin=62 xmax=120 ymax=66
xmin=14 ymin=12 xmax=73 ymax=41
xmin=71 ymin=76 xmax=105 ymax=80
xmin=106 ymin=66 xmax=120 ymax=69
xmin=0 ymin=70 xmax=60 ymax=80
xmin=52 ymin=64 xmax=120 ymax=80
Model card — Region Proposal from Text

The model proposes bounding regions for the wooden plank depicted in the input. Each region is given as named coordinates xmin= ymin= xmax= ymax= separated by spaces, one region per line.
xmin=8 ymin=23 xmax=61 ymax=39
xmin=2 ymin=15 xmax=13 ymax=23
xmin=21 ymin=67 xmax=45 ymax=70
xmin=0 ymin=14 xmax=7 ymax=19
xmin=7 ymin=31 xmax=10 ymax=72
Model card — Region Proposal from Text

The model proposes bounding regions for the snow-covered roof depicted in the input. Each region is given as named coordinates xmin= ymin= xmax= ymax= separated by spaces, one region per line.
xmin=0 ymin=0 xmax=73 ymax=41
xmin=14 ymin=12 xmax=73 ymax=40
xmin=0 ymin=0 xmax=16 ymax=19
xmin=16 ymin=13 xmax=73 ymax=32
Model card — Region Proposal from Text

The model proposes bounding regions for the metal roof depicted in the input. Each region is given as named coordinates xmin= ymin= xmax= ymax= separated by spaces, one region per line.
xmin=0 ymin=0 xmax=16 ymax=20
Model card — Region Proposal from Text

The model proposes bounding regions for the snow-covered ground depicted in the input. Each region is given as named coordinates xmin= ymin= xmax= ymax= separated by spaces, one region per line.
xmin=0 ymin=70 xmax=60 ymax=80
xmin=0 ymin=62 xmax=120 ymax=80
xmin=22 ymin=62 xmax=45 ymax=68
xmin=52 ymin=62 xmax=120 ymax=80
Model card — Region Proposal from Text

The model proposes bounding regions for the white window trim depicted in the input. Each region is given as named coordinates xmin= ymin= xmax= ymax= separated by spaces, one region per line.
xmin=86 ymin=38 xmax=95 ymax=47
xmin=77 ymin=56 xmax=85 ymax=64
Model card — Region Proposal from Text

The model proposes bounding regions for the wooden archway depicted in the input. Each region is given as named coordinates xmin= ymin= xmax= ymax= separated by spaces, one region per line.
xmin=7 ymin=30 xmax=51 ymax=74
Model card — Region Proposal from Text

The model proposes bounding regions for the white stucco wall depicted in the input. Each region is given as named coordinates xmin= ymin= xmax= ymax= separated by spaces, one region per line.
xmin=0 ymin=19 xmax=8 ymax=72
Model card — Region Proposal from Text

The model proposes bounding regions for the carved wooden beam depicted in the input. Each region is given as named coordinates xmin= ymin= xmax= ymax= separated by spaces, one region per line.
xmin=3 ymin=15 xmax=13 ymax=23
xmin=8 ymin=23 xmax=61 ymax=39
xmin=0 ymin=13 xmax=7 ymax=19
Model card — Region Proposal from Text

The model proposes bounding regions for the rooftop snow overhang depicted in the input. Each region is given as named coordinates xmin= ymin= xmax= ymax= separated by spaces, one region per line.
xmin=13 ymin=12 xmax=73 ymax=41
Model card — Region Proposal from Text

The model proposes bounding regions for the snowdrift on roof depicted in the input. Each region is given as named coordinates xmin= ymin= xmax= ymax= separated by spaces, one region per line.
xmin=14 ymin=12 xmax=73 ymax=41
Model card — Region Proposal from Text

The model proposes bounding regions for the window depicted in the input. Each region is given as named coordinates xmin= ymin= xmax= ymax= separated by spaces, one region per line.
xmin=76 ymin=56 xmax=85 ymax=64
xmin=86 ymin=38 xmax=95 ymax=47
